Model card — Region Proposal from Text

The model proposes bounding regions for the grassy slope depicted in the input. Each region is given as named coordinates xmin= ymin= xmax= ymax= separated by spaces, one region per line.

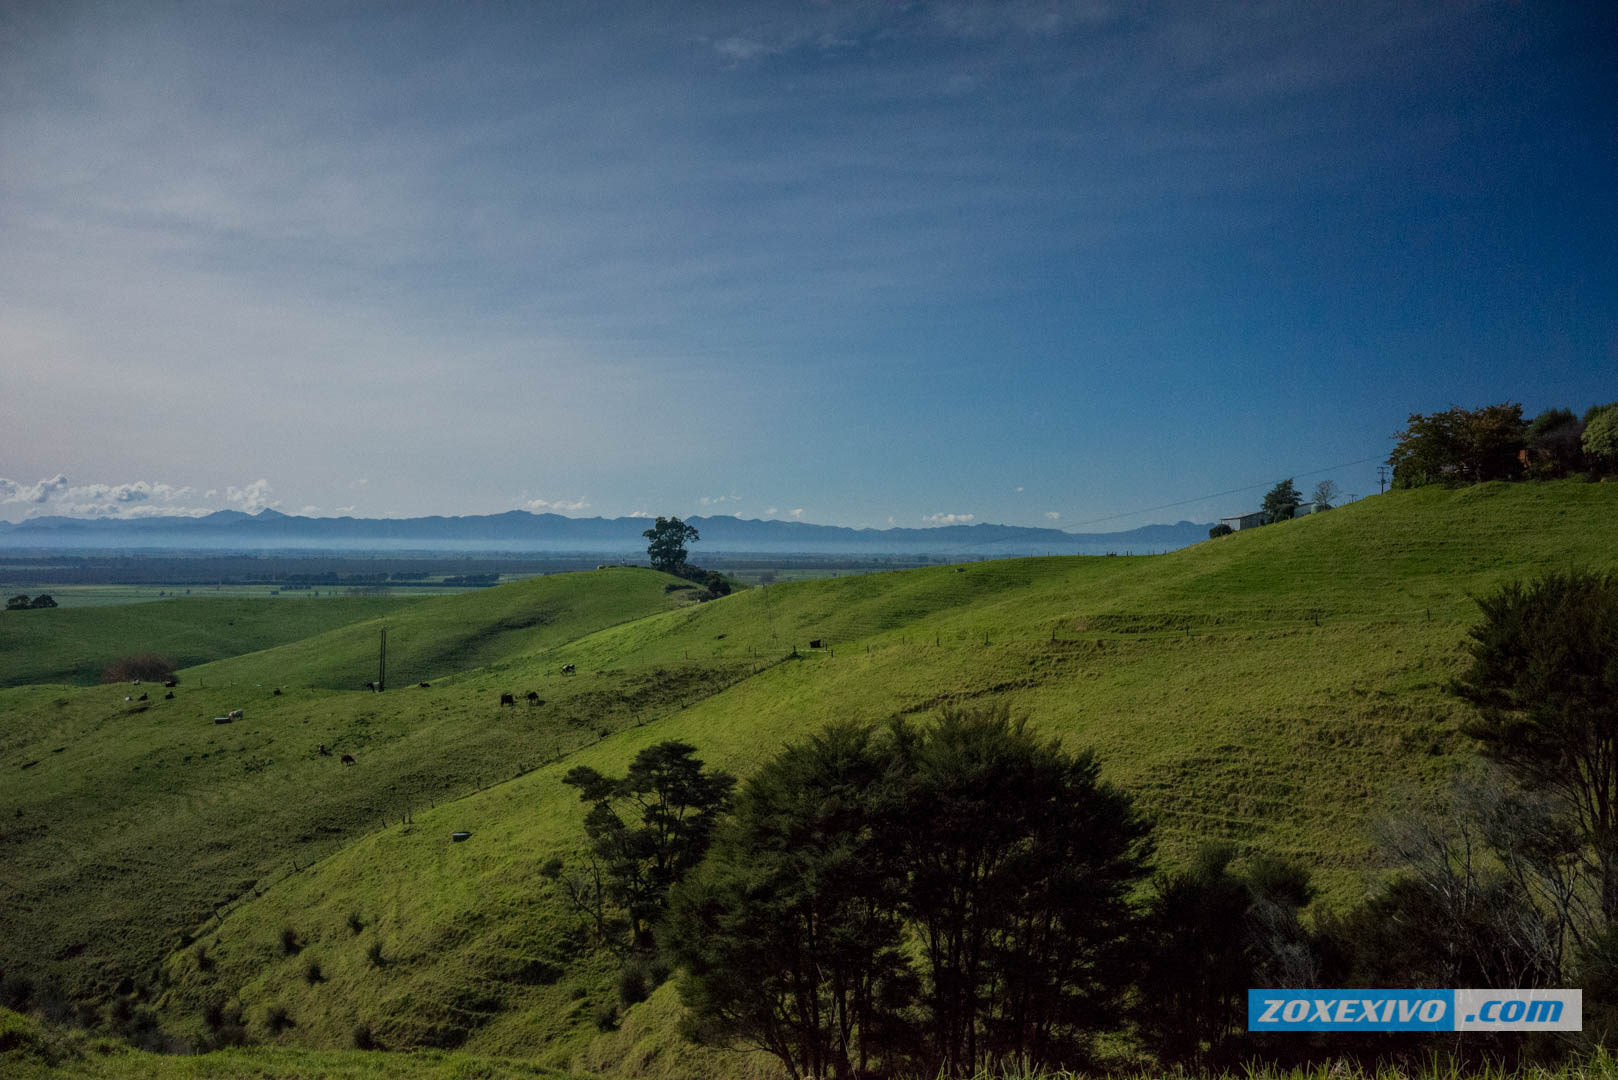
xmin=139 ymin=482 xmax=1618 ymax=1075
xmin=0 ymin=569 xmax=711 ymax=1003
xmin=0 ymin=595 xmax=419 ymax=688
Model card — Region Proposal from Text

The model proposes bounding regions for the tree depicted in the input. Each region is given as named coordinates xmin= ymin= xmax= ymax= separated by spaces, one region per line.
xmin=562 ymin=741 xmax=735 ymax=950
xmin=891 ymin=706 xmax=1149 ymax=1075
xmin=642 ymin=517 xmax=700 ymax=573
xmin=6 ymin=594 xmax=31 ymax=611
xmin=1136 ymin=845 xmax=1317 ymax=1070
xmin=701 ymin=570 xmax=731 ymax=598
xmin=1388 ymin=403 xmax=1526 ymax=488
xmin=1452 ymin=570 xmax=1618 ymax=921
xmin=667 ymin=708 xmax=1150 ymax=1077
xmin=28 ymin=594 xmax=56 ymax=609
xmin=665 ymin=723 xmax=917 ymax=1080
xmin=1208 ymin=523 xmax=1233 ymax=539
xmin=1584 ymin=404 xmax=1618 ymax=472
xmin=1525 ymin=408 xmax=1585 ymax=478
xmin=1260 ymin=479 xmax=1300 ymax=524
xmin=1309 ymin=480 xmax=1337 ymax=510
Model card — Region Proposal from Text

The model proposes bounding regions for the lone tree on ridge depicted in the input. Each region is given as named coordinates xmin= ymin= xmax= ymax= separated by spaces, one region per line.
xmin=643 ymin=516 xmax=699 ymax=573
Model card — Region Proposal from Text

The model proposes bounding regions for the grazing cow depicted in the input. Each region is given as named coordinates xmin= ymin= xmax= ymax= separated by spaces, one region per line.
xmin=561 ymin=664 xmax=576 ymax=675
xmin=164 ymin=691 xmax=174 ymax=700
xmin=419 ymin=682 xmax=430 ymax=689
xmin=272 ymin=688 xmax=282 ymax=697
xmin=138 ymin=692 xmax=148 ymax=701
xmin=132 ymin=679 xmax=141 ymax=686
xmin=228 ymin=709 xmax=243 ymax=721
xmin=499 ymin=692 xmax=516 ymax=707
xmin=810 ymin=639 xmax=822 ymax=649
xmin=340 ymin=754 xmax=356 ymax=766
xmin=526 ymin=691 xmax=540 ymax=706
xmin=124 ymin=696 xmax=132 ymax=702
xmin=163 ymin=679 xmax=177 ymax=688
xmin=364 ymin=681 xmax=376 ymax=692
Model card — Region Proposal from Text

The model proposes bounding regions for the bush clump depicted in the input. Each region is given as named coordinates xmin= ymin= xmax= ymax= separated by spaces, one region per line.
xmin=279 ymin=927 xmax=301 ymax=955
xmin=100 ymin=653 xmax=176 ymax=684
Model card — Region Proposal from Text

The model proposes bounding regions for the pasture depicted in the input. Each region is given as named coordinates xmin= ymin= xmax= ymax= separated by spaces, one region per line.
xmin=2 ymin=480 xmax=1616 ymax=1076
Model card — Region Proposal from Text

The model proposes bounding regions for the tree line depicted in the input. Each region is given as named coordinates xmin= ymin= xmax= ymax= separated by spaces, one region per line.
xmin=551 ymin=568 xmax=1618 ymax=1076
xmin=1389 ymin=401 xmax=1618 ymax=488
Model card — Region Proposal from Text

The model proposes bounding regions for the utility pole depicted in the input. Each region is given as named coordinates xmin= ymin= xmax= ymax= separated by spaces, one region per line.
xmin=1377 ymin=465 xmax=1388 ymax=494
xmin=378 ymin=626 xmax=387 ymax=692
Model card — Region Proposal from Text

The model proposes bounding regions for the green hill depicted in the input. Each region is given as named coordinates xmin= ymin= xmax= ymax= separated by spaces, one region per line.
xmin=0 ymin=569 xmax=709 ymax=1005
xmin=143 ymin=482 xmax=1617 ymax=1071
xmin=0 ymin=595 xmax=419 ymax=688
xmin=3 ymin=481 xmax=1616 ymax=1075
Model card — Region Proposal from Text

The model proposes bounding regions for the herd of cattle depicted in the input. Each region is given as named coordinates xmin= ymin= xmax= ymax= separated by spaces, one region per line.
xmin=144 ymin=661 xmax=589 ymax=769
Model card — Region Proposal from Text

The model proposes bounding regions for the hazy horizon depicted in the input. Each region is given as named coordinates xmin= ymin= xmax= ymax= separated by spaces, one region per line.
xmin=3 ymin=2 xmax=1612 ymax=529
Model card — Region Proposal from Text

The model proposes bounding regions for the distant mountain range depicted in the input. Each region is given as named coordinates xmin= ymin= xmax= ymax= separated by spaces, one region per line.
xmin=0 ymin=509 xmax=1215 ymax=556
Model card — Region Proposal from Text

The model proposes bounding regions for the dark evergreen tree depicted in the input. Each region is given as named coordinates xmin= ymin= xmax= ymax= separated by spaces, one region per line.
xmin=891 ymin=706 xmax=1150 ymax=1075
xmin=665 ymin=723 xmax=917 ymax=1080
xmin=562 ymin=741 xmax=735 ymax=950
xmin=1260 ymin=479 xmax=1301 ymax=524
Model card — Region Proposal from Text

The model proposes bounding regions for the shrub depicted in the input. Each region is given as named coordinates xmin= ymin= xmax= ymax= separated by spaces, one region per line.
xmin=1209 ymin=523 xmax=1233 ymax=539
xmin=593 ymin=1004 xmax=619 ymax=1032
xmin=100 ymin=653 xmax=177 ymax=683
xmin=279 ymin=927 xmax=301 ymax=955
xmin=303 ymin=959 xmax=324 ymax=984
xmin=353 ymin=1022 xmax=377 ymax=1050
xmin=617 ymin=962 xmax=650 ymax=1006
xmin=346 ymin=911 xmax=364 ymax=934
xmin=366 ymin=941 xmax=386 ymax=967
xmin=192 ymin=944 xmax=212 ymax=972
xmin=265 ymin=1004 xmax=293 ymax=1033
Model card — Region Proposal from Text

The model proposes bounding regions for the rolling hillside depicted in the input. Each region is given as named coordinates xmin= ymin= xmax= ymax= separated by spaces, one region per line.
xmin=0 ymin=595 xmax=421 ymax=688
xmin=3 ymin=481 xmax=1616 ymax=1077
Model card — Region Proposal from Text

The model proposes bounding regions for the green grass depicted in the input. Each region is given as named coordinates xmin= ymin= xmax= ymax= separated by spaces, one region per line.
xmin=0 ymin=594 xmax=421 ymax=687
xmin=3 ymin=481 xmax=1617 ymax=1076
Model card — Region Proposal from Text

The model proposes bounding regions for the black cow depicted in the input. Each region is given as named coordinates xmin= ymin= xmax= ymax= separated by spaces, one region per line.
xmin=419 ymin=682 xmax=430 ymax=689
xmin=500 ymin=692 xmax=516 ymax=707
xmin=526 ymin=691 xmax=541 ymax=706
xmin=340 ymin=753 xmax=356 ymax=765
xmin=272 ymin=688 xmax=282 ymax=696
xmin=561 ymin=664 xmax=576 ymax=675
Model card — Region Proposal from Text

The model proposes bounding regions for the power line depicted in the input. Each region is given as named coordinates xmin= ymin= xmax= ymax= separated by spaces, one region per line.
xmin=1067 ymin=455 xmax=1383 ymax=529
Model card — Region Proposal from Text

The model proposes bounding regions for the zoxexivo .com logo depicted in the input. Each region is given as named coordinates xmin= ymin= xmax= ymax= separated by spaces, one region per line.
xmin=1248 ymin=990 xmax=1581 ymax=1031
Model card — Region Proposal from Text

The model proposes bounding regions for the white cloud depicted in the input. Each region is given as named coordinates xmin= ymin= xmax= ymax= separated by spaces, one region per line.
xmin=887 ymin=515 xmax=897 ymax=526
xmin=224 ymin=479 xmax=277 ymax=513
xmin=1016 ymin=486 xmax=1024 ymax=492
xmin=627 ymin=510 xmax=653 ymax=518
xmin=1045 ymin=511 xmax=1061 ymax=520
xmin=0 ymin=474 xmax=69 ymax=504
xmin=765 ymin=506 xmax=778 ymax=515
xmin=922 ymin=512 xmax=975 ymax=526
xmin=298 ymin=505 xmax=319 ymax=515
xmin=699 ymin=494 xmax=743 ymax=506
xmin=336 ymin=505 xmax=356 ymax=515
xmin=524 ymin=496 xmax=590 ymax=512
xmin=790 ymin=508 xmax=805 ymax=519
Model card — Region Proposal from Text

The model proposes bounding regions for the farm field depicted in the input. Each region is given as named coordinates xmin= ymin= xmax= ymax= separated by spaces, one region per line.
xmin=0 ymin=594 xmax=423 ymax=688
xmin=2 ymin=480 xmax=1616 ymax=1077
xmin=0 ymin=583 xmax=509 ymax=608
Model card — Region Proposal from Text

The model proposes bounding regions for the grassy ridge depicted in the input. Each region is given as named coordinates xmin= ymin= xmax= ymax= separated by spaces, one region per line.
xmin=0 ymin=570 xmax=713 ymax=1003
xmin=185 ymin=566 xmax=695 ymax=690
xmin=140 ymin=483 xmax=1618 ymax=1072
xmin=0 ymin=595 xmax=420 ymax=688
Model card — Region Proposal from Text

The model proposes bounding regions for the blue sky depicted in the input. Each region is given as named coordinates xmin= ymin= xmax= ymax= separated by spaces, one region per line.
xmin=2 ymin=1 xmax=1613 ymax=528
